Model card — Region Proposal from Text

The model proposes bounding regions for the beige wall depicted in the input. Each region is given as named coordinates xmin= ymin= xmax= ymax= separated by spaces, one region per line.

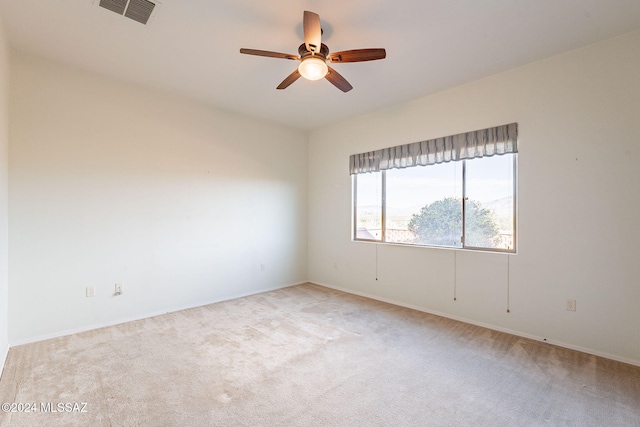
xmin=9 ymin=52 xmax=308 ymax=343
xmin=0 ymin=15 xmax=9 ymax=368
xmin=308 ymin=30 xmax=640 ymax=364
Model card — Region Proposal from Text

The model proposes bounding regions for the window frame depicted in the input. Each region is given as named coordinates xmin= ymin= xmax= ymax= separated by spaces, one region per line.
xmin=352 ymin=154 xmax=517 ymax=253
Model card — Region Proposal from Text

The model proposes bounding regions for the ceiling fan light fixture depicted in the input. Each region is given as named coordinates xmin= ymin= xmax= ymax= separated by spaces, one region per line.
xmin=298 ymin=56 xmax=328 ymax=81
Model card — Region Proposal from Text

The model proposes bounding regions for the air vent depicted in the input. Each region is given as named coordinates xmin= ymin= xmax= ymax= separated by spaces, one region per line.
xmin=99 ymin=0 xmax=127 ymax=15
xmin=98 ymin=0 xmax=158 ymax=25
xmin=124 ymin=0 xmax=155 ymax=24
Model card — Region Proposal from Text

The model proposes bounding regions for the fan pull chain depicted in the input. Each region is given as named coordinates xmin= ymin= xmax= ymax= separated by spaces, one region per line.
xmin=506 ymin=255 xmax=511 ymax=313
xmin=375 ymin=244 xmax=378 ymax=281
xmin=453 ymin=251 xmax=457 ymax=301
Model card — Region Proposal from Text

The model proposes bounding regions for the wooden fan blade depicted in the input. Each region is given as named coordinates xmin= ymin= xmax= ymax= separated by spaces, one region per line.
xmin=303 ymin=11 xmax=322 ymax=53
xmin=240 ymin=48 xmax=299 ymax=60
xmin=277 ymin=69 xmax=302 ymax=90
xmin=328 ymin=48 xmax=387 ymax=63
xmin=325 ymin=66 xmax=353 ymax=92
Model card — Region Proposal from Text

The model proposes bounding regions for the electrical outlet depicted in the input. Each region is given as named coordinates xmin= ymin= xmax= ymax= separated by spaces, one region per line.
xmin=565 ymin=299 xmax=576 ymax=311
xmin=86 ymin=286 xmax=95 ymax=298
xmin=260 ymin=264 xmax=265 ymax=271
xmin=115 ymin=283 xmax=123 ymax=296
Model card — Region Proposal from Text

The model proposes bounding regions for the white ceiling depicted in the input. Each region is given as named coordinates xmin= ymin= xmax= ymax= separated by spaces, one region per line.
xmin=1 ymin=0 xmax=639 ymax=130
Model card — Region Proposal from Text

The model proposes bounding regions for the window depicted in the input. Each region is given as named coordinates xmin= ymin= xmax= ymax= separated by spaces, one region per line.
xmin=351 ymin=124 xmax=517 ymax=252
xmin=354 ymin=171 xmax=382 ymax=241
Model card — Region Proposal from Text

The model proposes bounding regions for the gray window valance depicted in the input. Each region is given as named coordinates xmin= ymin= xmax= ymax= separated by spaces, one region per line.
xmin=349 ymin=123 xmax=518 ymax=175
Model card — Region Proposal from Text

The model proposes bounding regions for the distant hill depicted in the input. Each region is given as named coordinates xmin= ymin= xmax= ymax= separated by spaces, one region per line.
xmin=483 ymin=196 xmax=513 ymax=216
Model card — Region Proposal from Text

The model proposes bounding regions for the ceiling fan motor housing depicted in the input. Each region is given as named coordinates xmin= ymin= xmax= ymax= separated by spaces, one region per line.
xmin=298 ymin=43 xmax=329 ymax=60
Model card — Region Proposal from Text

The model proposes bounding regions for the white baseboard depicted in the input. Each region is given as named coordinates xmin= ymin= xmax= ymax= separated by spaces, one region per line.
xmin=9 ymin=281 xmax=305 ymax=348
xmin=311 ymin=281 xmax=640 ymax=368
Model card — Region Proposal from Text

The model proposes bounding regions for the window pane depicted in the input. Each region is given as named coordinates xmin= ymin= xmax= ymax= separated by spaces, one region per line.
xmin=464 ymin=154 xmax=515 ymax=250
xmin=386 ymin=162 xmax=462 ymax=247
xmin=354 ymin=172 xmax=382 ymax=240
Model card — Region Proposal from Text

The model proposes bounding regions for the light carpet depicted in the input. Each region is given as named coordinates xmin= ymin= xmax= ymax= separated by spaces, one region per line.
xmin=1 ymin=283 xmax=639 ymax=426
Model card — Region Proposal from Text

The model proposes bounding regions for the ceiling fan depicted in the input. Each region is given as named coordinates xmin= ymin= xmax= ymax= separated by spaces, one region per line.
xmin=240 ymin=11 xmax=386 ymax=92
